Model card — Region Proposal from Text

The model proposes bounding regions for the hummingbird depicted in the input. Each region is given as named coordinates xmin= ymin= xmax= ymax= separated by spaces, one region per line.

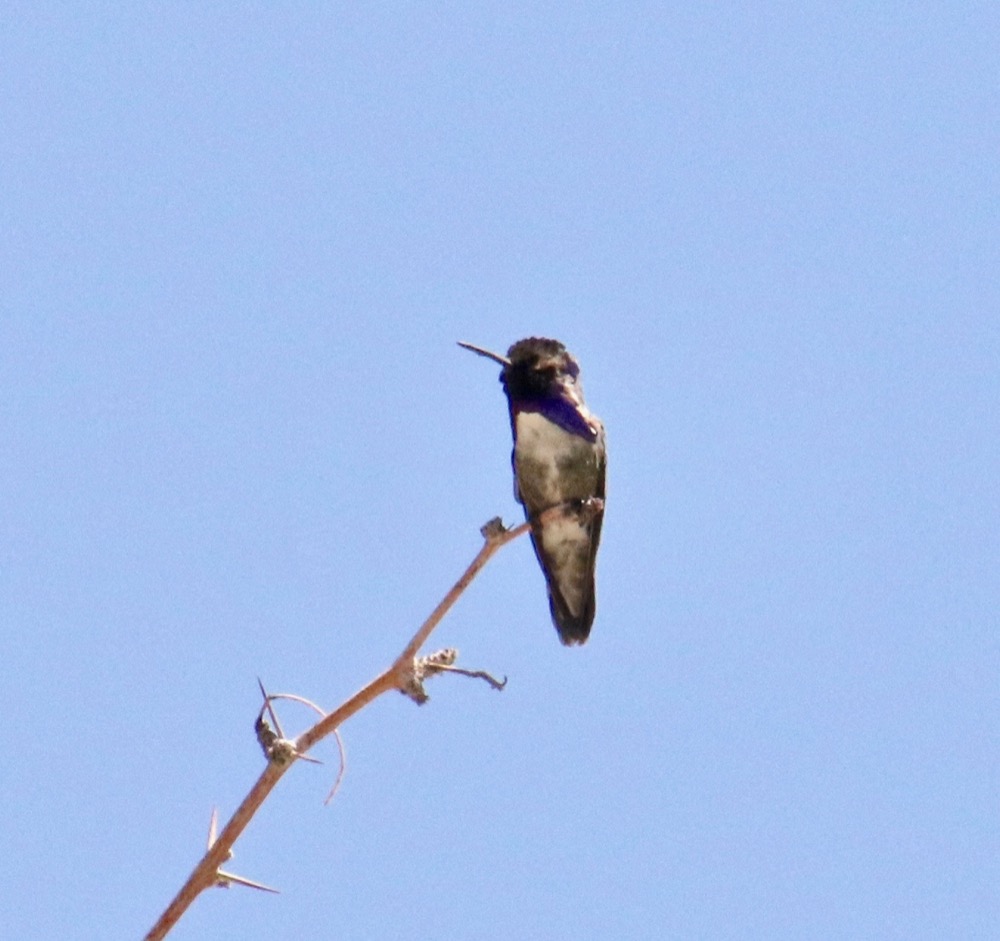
xmin=458 ymin=337 xmax=606 ymax=645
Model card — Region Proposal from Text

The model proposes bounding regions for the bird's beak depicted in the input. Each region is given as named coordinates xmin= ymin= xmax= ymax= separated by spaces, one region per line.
xmin=457 ymin=341 xmax=510 ymax=367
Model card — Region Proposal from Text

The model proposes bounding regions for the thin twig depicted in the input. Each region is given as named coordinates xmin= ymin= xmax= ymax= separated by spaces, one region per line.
xmin=430 ymin=663 xmax=508 ymax=691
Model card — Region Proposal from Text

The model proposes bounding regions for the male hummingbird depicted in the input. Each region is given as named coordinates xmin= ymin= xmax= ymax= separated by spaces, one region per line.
xmin=458 ymin=337 xmax=606 ymax=645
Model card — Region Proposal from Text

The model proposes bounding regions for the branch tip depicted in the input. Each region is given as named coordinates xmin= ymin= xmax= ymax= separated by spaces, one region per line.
xmin=480 ymin=516 xmax=508 ymax=540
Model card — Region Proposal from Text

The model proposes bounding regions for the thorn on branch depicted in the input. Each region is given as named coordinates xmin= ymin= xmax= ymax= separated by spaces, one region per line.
xmin=213 ymin=869 xmax=281 ymax=894
xmin=257 ymin=676 xmax=285 ymax=738
xmin=206 ymin=807 xmax=279 ymax=894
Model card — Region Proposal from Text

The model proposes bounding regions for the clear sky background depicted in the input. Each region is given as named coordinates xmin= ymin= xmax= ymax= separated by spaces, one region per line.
xmin=2 ymin=5 xmax=998 ymax=939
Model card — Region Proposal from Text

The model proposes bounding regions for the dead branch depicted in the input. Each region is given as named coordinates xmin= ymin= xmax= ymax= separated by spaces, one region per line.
xmin=143 ymin=514 xmax=532 ymax=941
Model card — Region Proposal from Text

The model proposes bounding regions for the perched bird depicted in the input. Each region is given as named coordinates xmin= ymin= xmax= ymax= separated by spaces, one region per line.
xmin=459 ymin=337 xmax=606 ymax=645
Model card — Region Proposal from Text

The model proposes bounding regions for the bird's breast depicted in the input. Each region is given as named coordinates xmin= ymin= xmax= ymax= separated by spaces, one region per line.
xmin=513 ymin=410 xmax=602 ymax=510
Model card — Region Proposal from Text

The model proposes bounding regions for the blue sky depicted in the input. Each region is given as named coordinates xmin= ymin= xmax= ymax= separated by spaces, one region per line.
xmin=2 ymin=4 xmax=998 ymax=939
